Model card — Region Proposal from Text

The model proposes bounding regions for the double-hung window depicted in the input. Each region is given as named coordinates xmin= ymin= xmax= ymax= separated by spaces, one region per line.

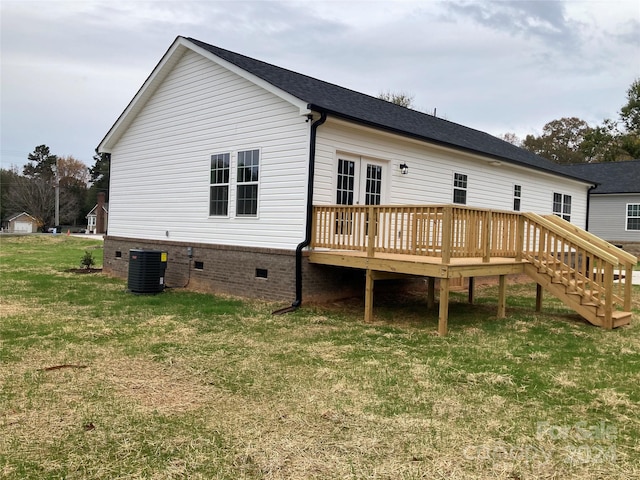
xmin=453 ymin=173 xmax=467 ymax=204
xmin=236 ymin=149 xmax=260 ymax=216
xmin=553 ymin=193 xmax=571 ymax=221
xmin=210 ymin=153 xmax=230 ymax=216
xmin=513 ymin=185 xmax=522 ymax=211
xmin=627 ymin=204 xmax=640 ymax=231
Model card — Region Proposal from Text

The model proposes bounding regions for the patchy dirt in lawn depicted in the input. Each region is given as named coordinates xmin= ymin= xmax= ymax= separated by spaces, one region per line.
xmin=65 ymin=268 xmax=103 ymax=274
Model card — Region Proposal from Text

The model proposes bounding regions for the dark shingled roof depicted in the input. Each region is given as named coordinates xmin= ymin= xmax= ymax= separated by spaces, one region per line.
xmin=563 ymin=160 xmax=640 ymax=194
xmin=187 ymin=36 xmax=593 ymax=184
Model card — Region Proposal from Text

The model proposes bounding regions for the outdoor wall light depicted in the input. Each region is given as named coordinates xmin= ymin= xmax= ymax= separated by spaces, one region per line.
xmin=399 ymin=163 xmax=409 ymax=175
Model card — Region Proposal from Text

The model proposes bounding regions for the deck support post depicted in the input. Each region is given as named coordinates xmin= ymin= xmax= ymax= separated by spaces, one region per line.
xmin=497 ymin=274 xmax=506 ymax=319
xmin=603 ymin=263 xmax=614 ymax=330
xmin=624 ymin=264 xmax=632 ymax=312
xmin=535 ymin=283 xmax=543 ymax=312
xmin=427 ymin=277 xmax=436 ymax=309
xmin=438 ymin=277 xmax=450 ymax=336
xmin=468 ymin=277 xmax=475 ymax=304
xmin=365 ymin=269 xmax=374 ymax=323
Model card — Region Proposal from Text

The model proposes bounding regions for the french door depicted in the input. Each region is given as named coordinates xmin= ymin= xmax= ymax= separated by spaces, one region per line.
xmin=335 ymin=156 xmax=385 ymax=237
xmin=336 ymin=156 xmax=384 ymax=206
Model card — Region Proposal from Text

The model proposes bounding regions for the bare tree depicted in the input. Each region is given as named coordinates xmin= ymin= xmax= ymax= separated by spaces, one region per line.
xmin=5 ymin=176 xmax=55 ymax=228
xmin=499 ymin=132 xmax=522 ymax=147
xmin=378 ymin=90 xmax=415 ymax=109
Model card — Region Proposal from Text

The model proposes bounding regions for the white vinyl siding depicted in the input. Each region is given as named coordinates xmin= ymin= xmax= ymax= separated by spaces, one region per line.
xmin=314 ymin=119 xmax=590 ymax=228
xmin=108 ymin=50 xmax=310 ymax=249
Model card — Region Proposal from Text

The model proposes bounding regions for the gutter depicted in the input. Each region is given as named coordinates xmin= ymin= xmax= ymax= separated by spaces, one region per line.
xmin=273 ymin=111 xmax=327 ymax=314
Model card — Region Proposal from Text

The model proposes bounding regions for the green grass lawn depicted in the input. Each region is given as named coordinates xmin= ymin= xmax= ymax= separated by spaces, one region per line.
xmin=1 ymin=235 xmax=639 ymax=479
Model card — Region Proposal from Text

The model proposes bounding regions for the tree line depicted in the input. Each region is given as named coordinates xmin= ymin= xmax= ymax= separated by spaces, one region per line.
xmin=1 ymin=146 xmax=110 ymax=231
xmin=500 ymin=79 xmax=639 ymax=164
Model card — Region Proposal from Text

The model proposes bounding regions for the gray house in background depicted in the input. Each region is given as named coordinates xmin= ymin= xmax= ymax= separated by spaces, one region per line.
xmin=565 ymin=160 xmax=640 ymax=256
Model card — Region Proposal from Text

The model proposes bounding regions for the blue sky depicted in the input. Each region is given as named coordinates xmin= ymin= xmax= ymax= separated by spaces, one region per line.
xmin=1 ymin=0 xmax=638 ymax=169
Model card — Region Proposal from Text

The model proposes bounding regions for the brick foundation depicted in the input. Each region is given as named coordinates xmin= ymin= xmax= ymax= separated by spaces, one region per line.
xmin=103 ymin=236 xmax=366 ymax=303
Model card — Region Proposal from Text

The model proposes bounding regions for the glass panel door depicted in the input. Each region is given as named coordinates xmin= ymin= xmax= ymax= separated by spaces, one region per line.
xmin=364 ymin=163 xmax=382 ymax=205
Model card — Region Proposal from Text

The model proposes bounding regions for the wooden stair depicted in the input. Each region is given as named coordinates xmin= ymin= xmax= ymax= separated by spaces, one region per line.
xmin=518 ymin=213 xmax=636 ymax=329
xmin=523 ymin=263 xmax=632 ymax=328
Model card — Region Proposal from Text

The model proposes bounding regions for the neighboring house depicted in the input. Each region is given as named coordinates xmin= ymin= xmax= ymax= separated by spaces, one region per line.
xmin=86 ymin=193 xmax=109 ymax=234
xmin=564 ymin=160 xmax=640 ymax=256
xmin=98 ymin=36 xmax=599 ymax=304
xmin=3 ymin=212 xmax=39 ymax=233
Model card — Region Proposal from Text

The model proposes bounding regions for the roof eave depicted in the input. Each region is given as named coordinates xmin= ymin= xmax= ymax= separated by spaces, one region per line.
xmin=309 ymin=104 xmax=595 ymax=186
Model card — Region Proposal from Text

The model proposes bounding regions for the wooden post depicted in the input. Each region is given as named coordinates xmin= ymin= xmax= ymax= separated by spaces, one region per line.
xmin=603 ymin=263 xmax=614 ymax=330
xmin=365 ymin=269 xmax=374 ymax=323
xmin=427 ymin=277 xmax=435 ymax=309
xmin=442 ymin=206 xmax=452 ymax=264
xmin=624 ymin=264 xmax=632 ymax=312
xmin=535 ymin=283 xmax=543 ymax=312
xmin=497 ymin=274 xmax=506 ymax=319
xmin=482 ymin=210 xmax=492 ymax=263
xmin=310 ymin=206 xmax=317 ymax=249
xmin=516 ymin=214 xmax=525 ymax=261
xmin=367 ymin=205 xmax=376 ymax=258
xmin=438 ymin=277 xmax=450 ymax=336
xmin=468 ymin=277 xmax=475 ymax=305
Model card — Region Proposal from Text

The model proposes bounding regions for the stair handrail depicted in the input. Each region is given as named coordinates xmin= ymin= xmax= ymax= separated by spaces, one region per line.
xmin=541 ymin=214 xmax=638 ymax=266
xmin=521 ymin=212 xmax=620 ymax=266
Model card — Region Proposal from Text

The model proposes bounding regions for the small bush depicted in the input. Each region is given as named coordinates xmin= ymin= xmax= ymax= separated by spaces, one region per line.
xmin=80 ymin=250 xmax=95 ymax=270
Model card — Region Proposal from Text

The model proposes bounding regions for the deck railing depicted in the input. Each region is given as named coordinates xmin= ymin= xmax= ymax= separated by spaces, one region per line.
xmin=312 ymin=204 xmax=520 ymax=262
xmin=311 ymin=204 xmax=636 ymax=324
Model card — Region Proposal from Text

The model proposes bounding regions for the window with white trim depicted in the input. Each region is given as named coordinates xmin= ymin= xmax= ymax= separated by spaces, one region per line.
xmin=210 ymin=153 xmax=230 ymax=216
xmin=627 ymin=204 xmax=640 ymax=231
xmin=336 ymin=158 xmax=355 ymax=205
xmin=236 ymin=149 xmax=260 ymax=216
xmin=553 ymin=193 xmax=571 ymax=221
xmin=513 ymin=185 xmax=521 ymax=211
xmin=453 ymin=173 xmax=467 ymax=204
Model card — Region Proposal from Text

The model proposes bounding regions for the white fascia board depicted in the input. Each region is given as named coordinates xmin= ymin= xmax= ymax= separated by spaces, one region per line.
xmin=98 ymin=36 xmax=310 ymax=153
xmin=185 ymin=38 xmax=310 ymax=116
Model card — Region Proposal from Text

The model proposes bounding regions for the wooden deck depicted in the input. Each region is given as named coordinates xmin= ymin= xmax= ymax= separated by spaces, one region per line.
xmin=309 ymin=250 xmax=527 ymax=278
xmin=309 ymin=204 xmax=637 ymax=335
